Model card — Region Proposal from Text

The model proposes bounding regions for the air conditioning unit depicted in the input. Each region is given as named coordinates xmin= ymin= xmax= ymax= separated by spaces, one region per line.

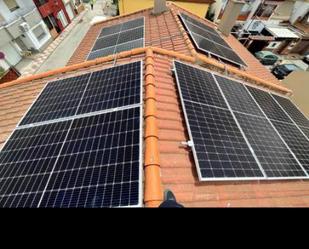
xmin=19 ymin=22 xmax=30 ymax=33
xmin=247 ymin=20 xmax=264 ymax=32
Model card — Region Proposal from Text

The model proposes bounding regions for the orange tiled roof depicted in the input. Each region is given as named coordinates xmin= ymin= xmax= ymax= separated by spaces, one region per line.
xmin=1 ymin=3 xmax=309 ymax=207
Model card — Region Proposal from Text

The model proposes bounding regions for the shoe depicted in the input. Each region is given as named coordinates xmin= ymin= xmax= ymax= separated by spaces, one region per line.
xmin=164 ymin=189 xmax=177 ymax=202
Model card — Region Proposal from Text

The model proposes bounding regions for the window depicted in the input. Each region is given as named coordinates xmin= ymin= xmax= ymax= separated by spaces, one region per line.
xmin=4 ymin=0 xmax=20 ymax=12
xmin=32 ymin=25 xmax=47 ymax=41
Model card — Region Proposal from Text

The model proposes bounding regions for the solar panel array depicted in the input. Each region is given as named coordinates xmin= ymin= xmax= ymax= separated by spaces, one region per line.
xmin=0 ymin=61 xmax=143 ymax=207
xmin=174 ymin=61 xmax=309 ymax=181
xmin=179 ymin=13 xmax=246 ymax=68
xmin=87 ymin=17 xmax=144 ymax=60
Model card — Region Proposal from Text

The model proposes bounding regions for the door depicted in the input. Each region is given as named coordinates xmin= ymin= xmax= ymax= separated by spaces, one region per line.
xmin=65 ymin=4 xmax=75 ymax=21
xmin=57 ymin=10 xmax=69 ymax=28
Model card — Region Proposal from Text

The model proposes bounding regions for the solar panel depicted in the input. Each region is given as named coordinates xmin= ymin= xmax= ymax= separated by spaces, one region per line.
xmin=115 ymin=39 xmax=144 ymax=54
xmin=184 ymin=100 xmax=263 ymax=179
xmin=40 ymin=107 xmax=141 ymax=208
xmin=271 ymin=121 xmax=309 ymax=174
xmin=174 ymin=61 xmax=227 ymax=108
xmin=0 ymin=107 xmax=142 ymax=207
xmin=215 ymin=75 xmax=264 ymax=117
xmin=92 ymin=34 xmax=119 ymax=51
xmin=121 ymin=17 xmax=144 ymax=31
xmin=99 ymin=24 xmax=122 ymax=37
xmin=117 ymin=27 xmax=144 ymax=44
xmin=19 ymin=61 xmax=142 ymax=126
xmin=20 ymin=74 xmax=90 ymax=126
xmin=174 ymin=61 xmax=309 ymax=181
xmin=0 ymin=121 xmax=71 ymax=207
xmin=271 ymin=94 xmax=309 ymax=128
xmin=184 ymin=21 xmax=227 ymax=46
xmin=174 ymin=61 xmax=264 ymax=180
xmin=87 ymin=46 xmax=116 ymax=61
xmin=246 ymin=86 xmax=293 ymax=124
xmin=179 ymin=13 xmax=246 ymax=67
xmin=234 ymin=113 xmax=306 ymax=178
xmin=77 ymin=61 xmax=141 ymax=115
xmin=0 ymin=61 xmax=143 ymax=207
xmin=88 ymin=17 xmax=145 ymax=60
xmin=180 ymin=13 xmax=218 ymax=36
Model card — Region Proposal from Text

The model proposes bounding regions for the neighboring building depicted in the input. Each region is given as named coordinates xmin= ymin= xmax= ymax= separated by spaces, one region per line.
xmin=0 ymin=0 xmax=52 ymax=70
xmin=209 ymin=0 xmax=309 ymax=56
xmin=289 ymin=4 xmax=309 ymax=55
xmin=32 ymin=0 xmax=74 ymax=37
xmin=118 ymin=0 xmax=214 ymax=18
xmin=1 ymin=2 xmax=309 ymax=207
xmin=210 ymin=0 xmax=295 ymax=23
xmin=283 ymin=71 xmax=309 ymax=117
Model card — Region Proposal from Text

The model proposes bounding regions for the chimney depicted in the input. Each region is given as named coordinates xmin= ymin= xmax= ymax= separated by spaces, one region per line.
xmin=152 ymin=0 xmax=168 ymax=15
xmin=218 ymin=0 xmax=245 ymax=36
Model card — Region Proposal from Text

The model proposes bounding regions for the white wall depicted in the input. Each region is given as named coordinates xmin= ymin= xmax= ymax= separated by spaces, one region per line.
xmin=0 ymin=42 xmax=22 ymax=66
xmin=0 ymin=0 xmax=36 ymax=24
xmin=290 ymin=1 xmax=309 ymax=24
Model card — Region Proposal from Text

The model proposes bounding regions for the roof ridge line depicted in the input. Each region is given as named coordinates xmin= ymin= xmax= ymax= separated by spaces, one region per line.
xmin=144 ymin=48 xmax=163 ymax=207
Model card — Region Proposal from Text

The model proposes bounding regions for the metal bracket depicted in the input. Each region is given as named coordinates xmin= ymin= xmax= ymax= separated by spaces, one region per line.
xmin=181 ymin=140 xmax=194 ymax=148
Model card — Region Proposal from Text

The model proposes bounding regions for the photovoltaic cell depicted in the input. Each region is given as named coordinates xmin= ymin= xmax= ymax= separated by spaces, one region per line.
xmin=40 ymin=107 xmax=141 ymax=208
xmin=174 ymin=61 xmax=227 ymax=108
xmin=20 ymin=74 xmax=90 ymax=126
xmin=215 ymin=75 xmax=263 ymax=117
xmin=246 ymin=86 xmax=293 ymax=124
xmin=271 ymin=121 xmax=309 ymax=174
xmin=185 ymin=100 xmax=263 ymax=179
xmin=234 ymin=112 xmax=306 ymax=178
xmin=272 ymin=94 xmax=309 ymax=128
xmin=77 ymin=61 xmax=141 ymax=115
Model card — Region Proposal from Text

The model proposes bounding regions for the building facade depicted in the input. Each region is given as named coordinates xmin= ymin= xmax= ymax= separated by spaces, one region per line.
xmin=210 ymin=0 xmax=309 ymax=56
xmin=0 ymin=0 xmax=52 ymax=70
xmin=118 ymin=0 xmax=214 ymax=18
xmin=32 ymin=0 xmax=82 ymax=37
